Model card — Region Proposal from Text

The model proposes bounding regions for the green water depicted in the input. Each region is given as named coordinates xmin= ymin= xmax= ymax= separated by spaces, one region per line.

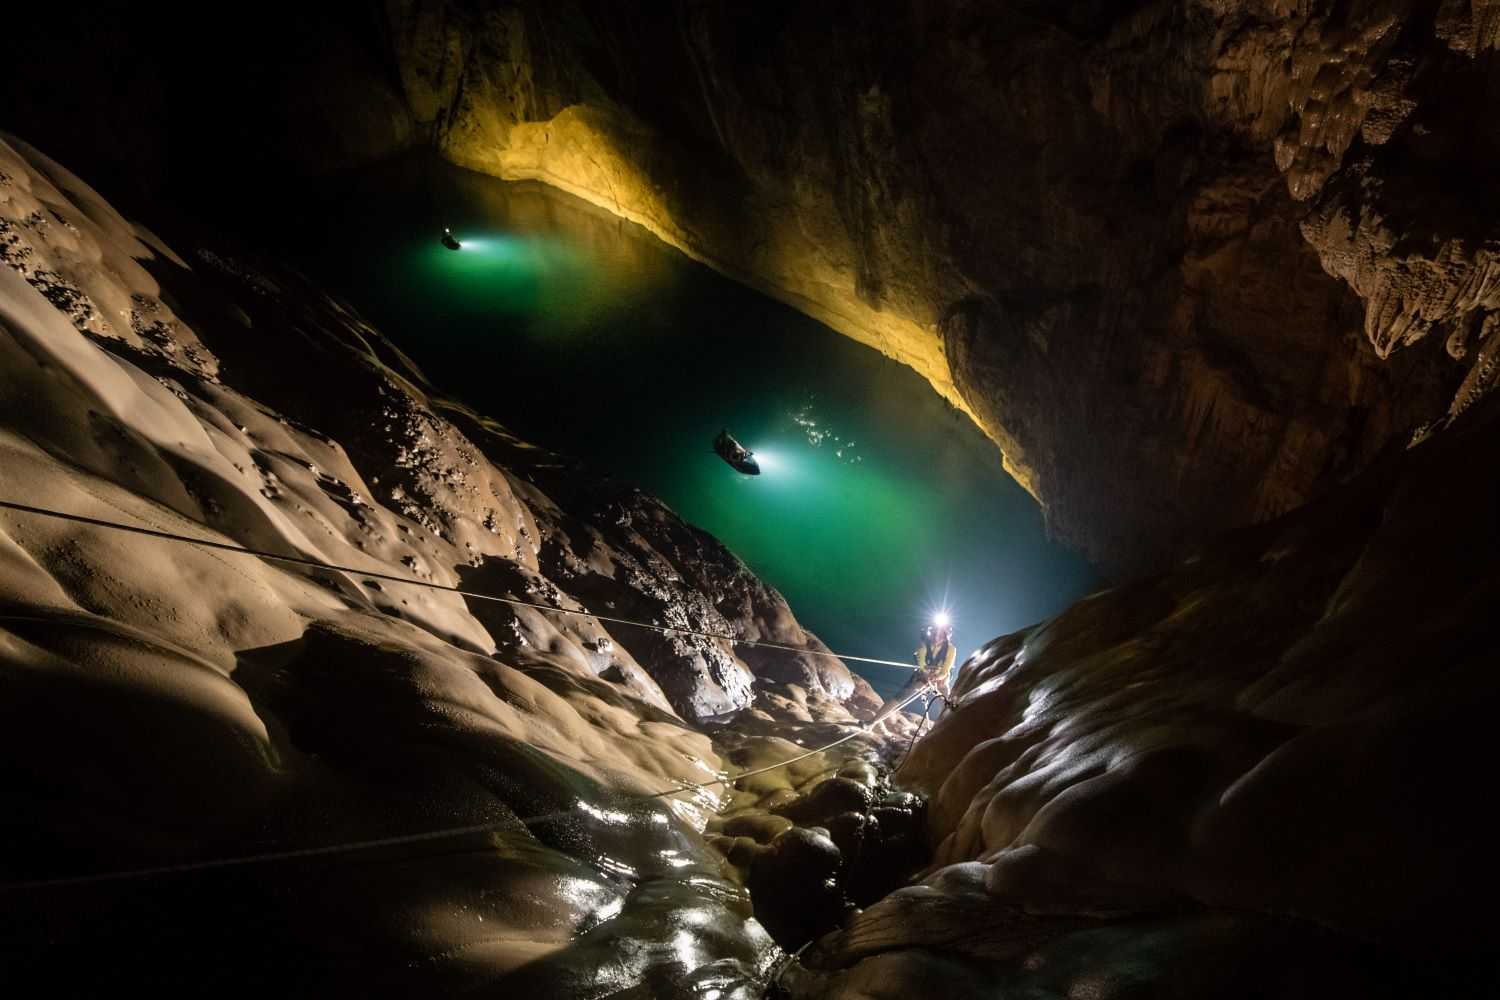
xmin=268 ymin=155 xmax=1097 ymax=697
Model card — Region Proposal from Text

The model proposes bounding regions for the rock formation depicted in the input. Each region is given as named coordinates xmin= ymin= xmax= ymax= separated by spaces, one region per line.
xmin=5 ymin=4 xmax=1500 ymax=996
xmin=0 ymin=134 xmax=912 ymax=995
xmin=379 ymin=0 xmax=1499 ymax=574
xmin=781 ymin=375 xmax=1500 ymax=997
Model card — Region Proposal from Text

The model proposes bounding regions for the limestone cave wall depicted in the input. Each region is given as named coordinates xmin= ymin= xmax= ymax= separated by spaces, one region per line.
xmin=5 ymin=1 xmax=1497 ymax=574
xmin=383 ymin=0 xmax=1499 ymax=574
xmin=777 ymin=372 xmax=1500 ymax=998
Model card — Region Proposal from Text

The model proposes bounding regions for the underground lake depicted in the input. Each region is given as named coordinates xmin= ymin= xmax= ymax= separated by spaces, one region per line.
xmin=254 ymin=154 xmax=1099 ymax=697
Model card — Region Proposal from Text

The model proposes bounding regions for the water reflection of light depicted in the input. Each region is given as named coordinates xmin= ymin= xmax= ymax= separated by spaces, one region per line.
xmin=443 ymin=236 xmax=502 ymax=255
xmin=432 ymin=234 xmax=544 ymax=261
xmin=577 ymin=800 xmax=633 ymax=826
xmin=595 ymin=854 xmax=639 ymax=881
xmin=749 ymin=446 xmax=783 ymax=473
xmin=593 ymin=896 xmax=625 ymax=923
xmin=671 ymin=928 xmax=701 ymax=967
xmin=791 ymin=401 xmax=862 ymax=462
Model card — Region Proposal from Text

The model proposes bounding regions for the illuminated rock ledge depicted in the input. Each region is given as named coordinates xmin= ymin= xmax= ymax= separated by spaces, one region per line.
xmin=445 ymin=104 xmax=1007 ymax=482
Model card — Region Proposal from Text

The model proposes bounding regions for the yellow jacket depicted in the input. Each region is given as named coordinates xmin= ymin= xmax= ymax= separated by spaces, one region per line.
xmin=915 ymin=640 xmax=956 ymax=686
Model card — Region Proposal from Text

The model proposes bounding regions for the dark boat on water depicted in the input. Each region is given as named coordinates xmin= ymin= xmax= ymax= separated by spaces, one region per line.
xmin=713 ymin=429 xmax=761 ymax=475
xmin=441 ymin=227 xmax=462 ymax=250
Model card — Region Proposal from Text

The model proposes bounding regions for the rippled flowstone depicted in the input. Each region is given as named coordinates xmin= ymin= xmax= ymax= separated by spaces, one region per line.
xmin=0 ymin=135 xmax=905 ymax=998
xmin=778 ymin=385 xmax=1500 ymax=997
xmin=696 ymin=697 xmax=929 ymax=951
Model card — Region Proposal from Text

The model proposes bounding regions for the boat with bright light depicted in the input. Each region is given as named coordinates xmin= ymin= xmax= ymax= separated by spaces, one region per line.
xmin=713 ymin=429 xmax=761 ymax=475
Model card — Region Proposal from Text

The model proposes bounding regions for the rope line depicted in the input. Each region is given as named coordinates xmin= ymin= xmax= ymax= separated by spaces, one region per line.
xmin=0 ymin=498 xmax=936 ymax=891
xmin=0 ymin=499 xmax=920 ymax=670
xmin=896 ymin=692 xmax=948 ymax=771
xmin=0 ymin=684 xmax=932 ymax=892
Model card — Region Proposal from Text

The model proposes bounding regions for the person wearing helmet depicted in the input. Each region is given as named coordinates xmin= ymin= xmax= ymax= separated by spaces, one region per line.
xmin=916 ymin=616 xmax=956 ymax=698
xmin=879 ymin=613 xmax=956 ymax=721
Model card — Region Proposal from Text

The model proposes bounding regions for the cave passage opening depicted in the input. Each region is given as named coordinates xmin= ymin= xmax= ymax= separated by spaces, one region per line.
xmin=245 ymin=152 xmax=1098 ymax=697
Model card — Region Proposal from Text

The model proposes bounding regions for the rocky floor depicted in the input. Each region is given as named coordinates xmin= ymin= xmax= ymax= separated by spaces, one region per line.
xmin=704 ymin=713 xmax=929 ymax=953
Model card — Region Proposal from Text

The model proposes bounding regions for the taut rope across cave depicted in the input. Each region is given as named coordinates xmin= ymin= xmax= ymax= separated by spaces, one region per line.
xmin=0 ymin=499 xmax=920 ymax=670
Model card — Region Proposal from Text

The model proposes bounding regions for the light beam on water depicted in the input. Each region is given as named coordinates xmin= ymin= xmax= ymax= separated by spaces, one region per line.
xmin=266 ymin=155 xmax=1099 ymax=699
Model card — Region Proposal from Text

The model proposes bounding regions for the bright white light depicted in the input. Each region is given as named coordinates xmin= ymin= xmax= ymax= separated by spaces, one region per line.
xmin=576 ymin=800 xmax=632 ymax=826
xmin=749 ymin=446 xmax=780 ymax=472
xmin=932 ymin=611 xmax=951 ymax=628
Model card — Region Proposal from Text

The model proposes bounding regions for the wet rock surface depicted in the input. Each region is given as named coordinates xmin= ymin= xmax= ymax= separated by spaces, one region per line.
xmin=701 ymin=706 xmax=929 ymax=951
xmin=7 ymin=7 xmax=1500 ymax=995
xmin=779 ymin=389 xmax=1500 ymax=996
xmin=0 ymin=135 xmax=910 ymax=997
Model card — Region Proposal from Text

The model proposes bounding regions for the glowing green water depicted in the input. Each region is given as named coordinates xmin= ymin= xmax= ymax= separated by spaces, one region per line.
xmin=272 ymin=155 xmax=1097 ymax=697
